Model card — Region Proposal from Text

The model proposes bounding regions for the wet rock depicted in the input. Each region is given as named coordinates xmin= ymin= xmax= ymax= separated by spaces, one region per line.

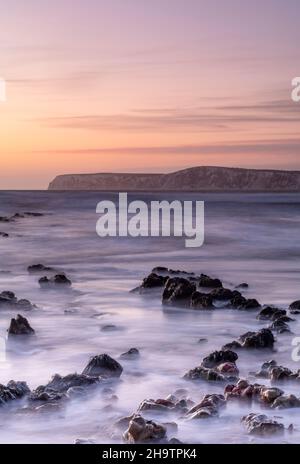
xmin=217 ymin=362 xmax=239 ymax=375
xmin=190 ymin=291 xmax=214 ymax=309
xmin=289 ymin=301 xmax=300 ymax=310
xmin=201 ymin=350 xmax=238 ymax=369
xmin=123 ymin=414 xmax=166 ymax=443
xmin=290 ymin=310 xmax=300 ymax=315
xmin=272 ymin=394 xmax=300 ymax=409
xmin=8 ymin=314 xmax=35 ymax=336
xmin=222 ymin=341 xmax=242 ymax=350
xmin=185 ymin=394 xmax=226 ymax=419
xmin=184 ymin=366 xmax=225 ymax=382
xmin=0 ymin=381 xmax=30 ymax=405
xmin=141 ymin=273 xmax=167 ymax=289
xmin=0 ymin=232 xmax=9 ymax=238
xmin=82 ymin=354 xmax=123 ymax=378
xmin=242 ymin=413 xmax=284 ymax=436
xmin=39 ymin=274 xmax=72 ymax=288
xmin=255 ymin=360 xmax=277 ymax=378
xmin=210 ymin=288 xmax=239 ymax=301
xmin=120 ymin=348 xmax=140 ymax=360
xmin=255 ymin=361 xmax=296 ymax=382
xmin=198 ymin=274 xmax=223 ymax=288
xmin=30 ymin=373 xmax=100 ymax=401
xmin=162 ymin=277 xmax=196 ymax=306
xmin=27 ymin=264 xmax=55 ymax=274
xmin=224 ymin=328 xmax=275 ymax=350
xmin=225 ymin=380 xmax=263 ymax=403
xmin=260 ymin=387 xmax=284 ymax=404
xmin=257 ymin=307 xmax=286 ymax=321
xmin=229 ymin=295 xmax=260 ymax=310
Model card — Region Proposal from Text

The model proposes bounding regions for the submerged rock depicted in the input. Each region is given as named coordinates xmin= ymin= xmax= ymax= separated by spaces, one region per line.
xmin=120 ymin=348 xmax=140 ymax=360
xmin=123 ymin=414 xmax=166 ymax=443
xmin=242 ymin=413 xmax=284 ymax=436
xmin=82 ymin=354 xmax=123 ymax=378
xmin=0 ymin=232 xmax=9 ymax=238
xmin=27 ymin=264 xmax=55 ymax=274
xmin=162 ymin=277 xmax=196 ymax=306
xmin=8 ymin=314 xmax=35 ymax=336
xmin=39 ymin=274 xmax=72 ymax=288
xmin=30 ymin=373 xmax=100 ymax=401
xmin=0 ymin=292 xmax=35 ymax=310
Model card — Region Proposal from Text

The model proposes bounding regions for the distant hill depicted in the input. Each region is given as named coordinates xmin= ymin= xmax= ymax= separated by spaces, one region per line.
xmin=48 ymin=166 xmax=300 ymax=191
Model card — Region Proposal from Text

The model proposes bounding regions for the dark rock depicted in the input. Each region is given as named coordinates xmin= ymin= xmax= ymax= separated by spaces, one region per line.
xmin=225 ymin=380 xmax=263 ymax=403
xmin=0 ymin=216 xmax=11 ymax=223
xmin=184 ymin=366 xmax=225 ymax=382
xmin=0 ymin=232 xmax=9 ymax=238
xmin=210 ymin=288 xmax=239 ymax=300
xmin=222 ymin=341 xmax=242 ymax=350
xmin=152 ymin=267 xmax=169 ymax=273
xmin=236 ymin=283 xmax=249 ymax=289
xmin=198 ymin=274 xmax=223 ymax=288
xmin=16 ymin=299 xmax=35 ymax=311
xmin=290 ymin=300 xmax=300 ymax=310
xmin=8 ymin=314 xmax=35 ymax=336
xmin=0 ymin=381 xmax=30 ymax=405
xmin=30 ymin=373 xmax=100 ymax=401
xmin=120 ymin=348 xmax=140 ymax=360
xmin=23 ymin=212 xmax=44 ymax=217
xmin=290 ymin=310 xmax=300 ymax=315
xmin=82 ymin=354 xmax=123 ymax=378
xmin=272 ymin=394 xmax=300 ymax=409
xmin=230 ymin=296 xmax=260 ymax=310
xmin=225 ymin=328 xmax=275 ymax=350
xmin=185 ymin=394 xmax=226 ymax=419
xmin=162 ymin=277 xmax=196 ymax=306
xmin=260 ymin=387 xmax=284 ymax=404
xmin=202 ymin=350 xmax=238 ymax=369
xmin=123 ymin=415 xmax=166 ymax=443
xmin=141 ymin=273 xmax=167 ymax=289
xmin=0 ymin=291 xmax=17 ymax=305
xmin=255 ymin=361 xmax=296 ymax=382
xmin=190 ymin=291 xmax=214 ymax=309
xmin=242 ymin=413 xmax=284 ymax=436
xmin=269 ymin=318 xmax=291 ymax=334
xmin=27 ymin=264 xmax=55 ymax=274
xmin=0 ymin=292 xmax=35 ymax=310
xmin=39 ymin=274 xmax=72 ymax=288
xmin=257 ymin=307 xmax=286 ymax=321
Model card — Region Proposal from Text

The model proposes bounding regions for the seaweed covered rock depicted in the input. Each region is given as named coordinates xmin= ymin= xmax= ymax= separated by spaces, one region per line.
xmin=82 ymin=354 xmax=123 ymax=378
xmin=242 ymin=413 xmax=284 ymax=436
xmin=123 ymin=415 xmax=166 ymax=443
xmin=162 ymin=278 xmax=196 ymax=306
xmin=8 ymin=314 xmax=35 ymax=336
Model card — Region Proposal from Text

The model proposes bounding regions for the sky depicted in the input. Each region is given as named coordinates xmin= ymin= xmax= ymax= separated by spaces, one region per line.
xmin=0 ymin=0 xmax=300 ymax=189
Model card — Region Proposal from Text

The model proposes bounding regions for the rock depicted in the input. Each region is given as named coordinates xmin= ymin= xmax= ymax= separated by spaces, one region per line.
xmin=16 ymin=299 xmax=35 ymax=311
xmin=290 ymin=301 xmax=300 ymax=310
xmin=256 ymin=361 xmax=296 ymax=382
xmin=0 ymin=216 xmax=11 ymax=223
xmin=272 ymin=394 xmax=300 ymax=409
xmin=257 ymin=307 xmax=286 ymax=321
xmin=217 ymin=362 xmax=239 ymax=375
xmin=242 ymin=413 xmax=284 ymax=436
xmin=255 ymin=360 xmax=277 ymax=378
xmin=225 ymin=328 xmax=275 ymax=349
xmin=260 ymin=387 xmax=284 ymax=404
xmin=27 ymin=264 xmax=55 ymax=274
xmin=152 ymin=266 xmax=168 ymax=274
xmin=162 ymin=278 xmax=196 ymax=306
xmin=8 ymin=314 xmax=35 ymax=336
xmin=138 ymin=397 xmax=189 ymax=414
xmin=0 ymin=292 xmax=35 ymax=310
xmin=198 ymin=338 xmax=208 ymax=344
xmin=123 ymin=415 xmax=166 ymax=443
xmin=101 ymin=324 xmax=118 ymax=332
xmin=184 ymin=366 xmax=225 ymax=382
xmin=30 ymin=373 xmax=100 ymax=401
xmin=190 ymin=291 xmax=214 ymax=309
xmin=0 ymin=232 xmax=9 ymax=238
xmin=290 ymin=310 xmax=300 ymax=315
xmin=0 ymin=381 xmax=30 ymax=405
xmin=23 ymin=212 xmax=44 ymax=217
xmin=185 ymin=394 xmax=226 ymax=419
xmin=82 ymin=354 xmax=123 ymax=378
xmin=210 ymin=288 xmax=239 ymax=300
xmin=222 ymin=341 xmax=242 ymax=350
xmin=225 ymin=380 xmax=262 ymax=403
xmin=236 ymin=283 xmax=249 ymax=289
xmin=230 ymin=295 xmax=260 ymax=310
xmin=198 ymin=274 xmax=223 ymax=288
xmin=269 ymin=318 xmax=291 ymax=334
xmin=120 ymin=348 xmax=140 ymax=359
xmin=141 ymin=273 xmax=167 ymax=289
xmin=201 ymin=350 xmax=238 ymax=369
xmin=39 ymin=274 xmax=72 ymax=288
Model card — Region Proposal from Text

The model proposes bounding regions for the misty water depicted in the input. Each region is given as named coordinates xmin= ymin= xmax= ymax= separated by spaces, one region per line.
xmin=1 ymin=191 xmax=300 ymax=444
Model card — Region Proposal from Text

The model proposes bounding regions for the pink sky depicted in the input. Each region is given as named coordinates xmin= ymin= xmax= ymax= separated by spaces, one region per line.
xmin=0 ymin=0 xmax=299 ymax=189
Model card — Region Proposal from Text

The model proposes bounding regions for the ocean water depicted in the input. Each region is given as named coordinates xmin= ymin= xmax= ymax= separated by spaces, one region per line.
xmin=0 ymin=191 xmax=300 ymax=443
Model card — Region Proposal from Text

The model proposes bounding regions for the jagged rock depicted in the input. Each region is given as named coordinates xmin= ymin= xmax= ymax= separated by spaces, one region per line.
xmin=0 ymin=381 xmax=30 ymax=405
xmin=39 ymin=274 xmax=72 ymax=288
xmin=184 ymin=366 xmax=225 ymax=381
xmin=120 ymin=348 xmax=140 ymax=360
xmin=82 ymin=354 xmax=123 ymax=378
xmin=242 ymin=413 xmax=284 ymax=436
xmin=30 ymin=373 xmax=100 ymax=401
xmin=141 ymin=273 xmax=167 ymax=289
xmin=8 ymin=314 xmax=35 ymax=336
xmin=198 ymin=274 xmax=223 ymax=288
xmin=123 ymin=415 xmax=166 ymax=443
xmin=290 ymin=301 xmax=300 ymax=310
xmin=210 ymin=288 xmax=239 ymax=300
xmin=224 ymin=328 xmax=275 ymax=350
xmin=190 ymin=291 xmax=214 ymax=309
xmin=162 ymin=278 xmax=196 ymax=306
xmin=27 ymin=264 xmax=55 ymax=274
xmin=185 ymin=394 xmax=226 ymax=419
xmin=257 ymin=307 xmax=286 ymax=321
xmin=201 ymin=350 xmax=238 ymax=369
